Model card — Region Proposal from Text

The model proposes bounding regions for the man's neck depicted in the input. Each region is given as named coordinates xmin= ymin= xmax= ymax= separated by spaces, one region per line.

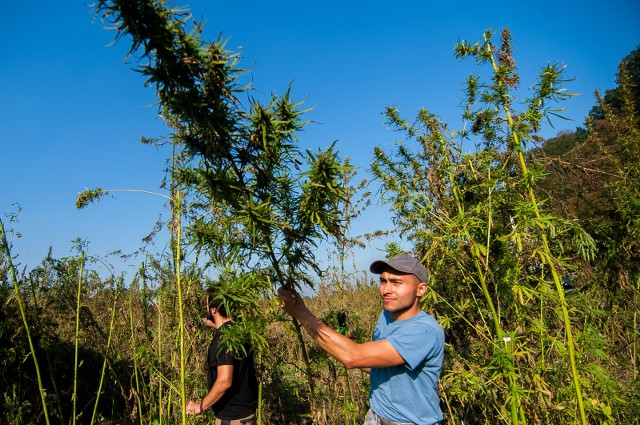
xmin=388 ymin=304 xmax=422 ymax=321
xmin=214 ymin=316 xmax=233 ymax=329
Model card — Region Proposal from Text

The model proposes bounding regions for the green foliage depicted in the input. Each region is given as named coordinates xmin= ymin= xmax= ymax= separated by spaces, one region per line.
xmin=76 ymin=187 xmax=105 ymax=209
xmin=92 ymin=0 xmax=355 ymax=290
xmin=205 ymin=269 xmax=271 ymax=357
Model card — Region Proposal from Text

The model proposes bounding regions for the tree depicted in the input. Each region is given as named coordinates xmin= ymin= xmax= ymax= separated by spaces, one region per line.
xmin=587 ymin=45 xmax=640 ymax=122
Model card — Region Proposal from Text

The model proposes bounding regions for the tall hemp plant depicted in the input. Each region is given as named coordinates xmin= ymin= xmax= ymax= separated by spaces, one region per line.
xmin=85 ymin=0 xmax=354 ymax=420
xmin=371 ymin=29 xmax=609 ymax=424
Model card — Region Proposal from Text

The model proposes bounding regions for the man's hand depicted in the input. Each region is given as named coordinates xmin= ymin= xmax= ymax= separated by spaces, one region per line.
xmin=201 ymin=317 xmax=215 ymax=328
xmin=277 ymin=287 xmax=308 ymax=318
xmin=186 ymin=399 xmax=201 ymax=415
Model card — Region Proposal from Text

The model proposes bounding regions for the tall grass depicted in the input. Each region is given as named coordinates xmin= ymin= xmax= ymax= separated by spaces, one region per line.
xmin=0 ymin=218 xmax=51 ymax=425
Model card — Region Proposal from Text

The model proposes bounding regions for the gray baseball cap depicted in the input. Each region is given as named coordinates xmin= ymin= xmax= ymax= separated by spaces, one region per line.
xmin=370 ymin=254 xmax=427 ymax=282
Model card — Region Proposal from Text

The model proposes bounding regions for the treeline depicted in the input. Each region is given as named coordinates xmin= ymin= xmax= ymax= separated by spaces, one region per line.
xmin=1 ymin=1 xmax=639 ymax=423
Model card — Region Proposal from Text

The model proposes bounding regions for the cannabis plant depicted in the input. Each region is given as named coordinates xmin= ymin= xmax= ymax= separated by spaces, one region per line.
xmin=372 ymin=29 xmax=618 ymax=424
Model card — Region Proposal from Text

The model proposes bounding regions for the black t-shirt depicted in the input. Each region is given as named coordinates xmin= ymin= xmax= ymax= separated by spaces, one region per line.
xmin=207 ymin=322 xmax=259 ymax=420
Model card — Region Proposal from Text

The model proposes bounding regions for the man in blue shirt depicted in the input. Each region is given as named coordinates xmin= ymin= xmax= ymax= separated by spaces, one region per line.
xmin=278 ymin=254 xmax=445 ymax=425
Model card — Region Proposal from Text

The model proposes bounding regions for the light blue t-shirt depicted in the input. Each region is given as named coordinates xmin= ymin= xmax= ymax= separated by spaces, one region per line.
xmin=369 ymin=310 xmax=445 ymax=425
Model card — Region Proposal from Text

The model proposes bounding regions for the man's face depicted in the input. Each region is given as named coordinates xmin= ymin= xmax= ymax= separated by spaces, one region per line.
xmin=378 ymin=269 xmax=426 ymax=320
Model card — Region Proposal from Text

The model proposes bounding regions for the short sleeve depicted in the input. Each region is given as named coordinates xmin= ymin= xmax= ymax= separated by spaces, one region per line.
xmin=386 ymin=317 xmax=443 ymax=370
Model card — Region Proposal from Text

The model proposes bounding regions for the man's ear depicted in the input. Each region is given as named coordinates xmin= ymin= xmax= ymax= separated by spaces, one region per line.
xmin=417 ymin=281 xmax=428 ymax=297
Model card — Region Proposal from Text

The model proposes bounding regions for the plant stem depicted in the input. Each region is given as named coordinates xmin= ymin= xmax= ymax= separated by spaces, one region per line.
xmin=257 ymin=373 xmax=263 ymax=425
xmin=169 ymin=140 xmax=187 ymax=425
xmin=129 ymin=291 xmax=144 ymax=425
xmin=72 ymin=253 xmax=86 ymax=425
xmin=28 ymin=274 xmax=65 ymax=422
xmin=155 ymin=277 xmax=165 ymax=425
xmin=635 ymin=274 xmax=639 ymax=380
xmin=173 ymin=189 xmax=188 ymax=425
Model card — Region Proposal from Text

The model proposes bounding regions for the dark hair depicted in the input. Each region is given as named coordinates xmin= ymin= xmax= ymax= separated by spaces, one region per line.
xmin=205 ymin=286 xmax=228 ymax=317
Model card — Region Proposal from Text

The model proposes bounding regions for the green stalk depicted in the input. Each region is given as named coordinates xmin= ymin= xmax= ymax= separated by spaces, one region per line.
xmin=169 ymin=140 xmax=187 ymax=424
xmin=156 ymin=288 xmax=165 ymax=425
xmin=472 ymin=250 xmax=501 ymax=338
xmin=635 ymin=274 xmax=639 ymax=380
xmin=72 ymin=254 xmax=86 ymax=425
xmin=539 ymin=290 xmax=545 ymax=367
xmin=490 ymin=161 xmax=521 ymax=424
xmin=0 ymin=218 xmax=51 ymax=425
xmin=483 ymin=33 xmax=587 ymax=425
xmin=504 ymin=338 xmax=520 ymax=425
xmin=168 ymin=351 xmax=176 ymax=419
xmin=173 ymin=189 xmax=187 ymax=425
xmin=517 ymin=98 xmax=586 ymax=425
xmin=450 ymin=167 xmax=502 ymax=336
xmin=91 ymin=285 xmax=120 ymax=425
xmin=129 ymin=291 xmax=144 ymax=425
xmin=257 ymin=376 xmax=263 ymax=425
xmin=343 ymin=368 xmax=356 ymax=425
xmin=470 ymin=236 xmax=521 ymax=424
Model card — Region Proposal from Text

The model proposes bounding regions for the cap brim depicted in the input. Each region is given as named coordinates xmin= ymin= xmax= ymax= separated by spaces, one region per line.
xmin=370 ymin=260 xmax=391 ymax=274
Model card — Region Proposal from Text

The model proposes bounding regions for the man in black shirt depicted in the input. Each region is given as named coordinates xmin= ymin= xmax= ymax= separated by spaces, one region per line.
xmin=187 ymin=287 xmax=259 ymax=425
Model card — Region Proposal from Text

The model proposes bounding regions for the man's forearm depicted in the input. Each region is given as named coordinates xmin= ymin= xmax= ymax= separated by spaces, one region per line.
xmin=294 ymin=307 xmax=362 ymax=368
xmin=187 ymin=365 xmax=234 ymax=415
xmin=279 ymin=287 xmax=401 ymax=368
xmin=200 ymin=379 xmax=231 ymax=411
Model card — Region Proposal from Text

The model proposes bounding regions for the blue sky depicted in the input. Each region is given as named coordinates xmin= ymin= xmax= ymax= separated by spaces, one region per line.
xmin=2 ymin=0 xmax=639 ymax=278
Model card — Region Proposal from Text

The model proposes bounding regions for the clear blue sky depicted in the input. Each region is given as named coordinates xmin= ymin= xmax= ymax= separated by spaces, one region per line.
xmin=2 ymin=0 xmax=639 ymax=278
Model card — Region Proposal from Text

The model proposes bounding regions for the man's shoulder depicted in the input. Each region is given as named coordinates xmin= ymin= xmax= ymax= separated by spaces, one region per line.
xmin=400 ymin=310 xmax=440 ymax=326
xmin=416 ymin=311 xmax=444 ymax=336
xmin=394 ymin=311 xmax=444 ymax=341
